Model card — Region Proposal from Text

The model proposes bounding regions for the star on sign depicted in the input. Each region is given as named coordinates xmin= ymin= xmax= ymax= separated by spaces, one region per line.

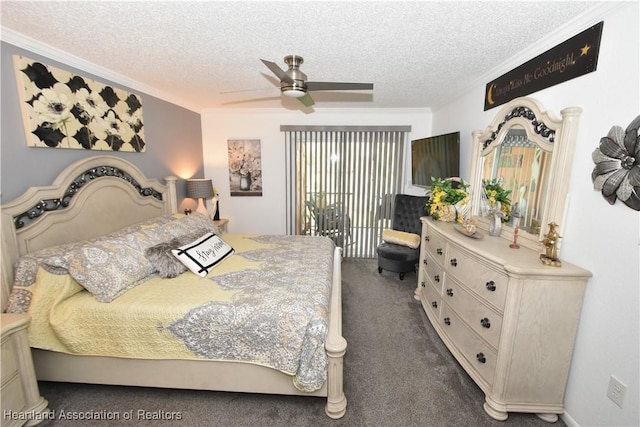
xmin=580 ymin=43 xmax=591 ymax=56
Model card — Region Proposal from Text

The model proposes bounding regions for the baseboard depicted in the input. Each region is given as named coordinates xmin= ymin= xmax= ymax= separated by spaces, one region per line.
xmin=561 ymin=410 xmax=579 ymax=427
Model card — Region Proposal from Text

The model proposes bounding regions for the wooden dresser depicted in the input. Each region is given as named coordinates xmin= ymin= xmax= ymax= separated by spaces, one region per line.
xmin=415 ymin=217 xmax=591 ymax=422
xmin=1 ymin=314 xmax=50 ymax=426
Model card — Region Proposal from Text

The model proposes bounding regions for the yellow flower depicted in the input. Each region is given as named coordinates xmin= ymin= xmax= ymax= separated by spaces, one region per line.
xmin=425 ymin=177 xmax=470 ymax=222
xmin=483 ymin=178 xmax=512 ymax=222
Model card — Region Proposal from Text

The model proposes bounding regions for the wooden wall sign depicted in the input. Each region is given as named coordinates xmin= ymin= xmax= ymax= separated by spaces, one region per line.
xmin=484 ymin=21 xmax=603 ymax=110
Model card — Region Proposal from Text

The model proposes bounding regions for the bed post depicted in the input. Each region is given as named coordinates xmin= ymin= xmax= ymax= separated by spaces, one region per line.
xmin=325 ymin=247 xmax=347 ymax=419
xmin=164 ymin=176 xmax=178 ymax=214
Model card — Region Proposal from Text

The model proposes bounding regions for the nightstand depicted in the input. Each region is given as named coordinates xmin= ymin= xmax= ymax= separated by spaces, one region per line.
xmin=1 ymin=314 xmax=50 ymax=426
xmin=213 ymin=218 xmax=229 ymax=233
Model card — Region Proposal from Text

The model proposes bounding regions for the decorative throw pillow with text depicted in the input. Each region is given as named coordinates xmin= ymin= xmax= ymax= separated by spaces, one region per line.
xmin=172 ymin=233 xmax=235 ymax=277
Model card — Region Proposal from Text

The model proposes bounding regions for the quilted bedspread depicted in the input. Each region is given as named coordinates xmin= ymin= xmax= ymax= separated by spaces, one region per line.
xmin=7 ymin=233 xmax=335 ymax=392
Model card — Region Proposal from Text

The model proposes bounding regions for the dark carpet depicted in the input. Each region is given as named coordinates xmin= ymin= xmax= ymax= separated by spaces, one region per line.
xmin=36 ymin=259 xmax=566 ymax=426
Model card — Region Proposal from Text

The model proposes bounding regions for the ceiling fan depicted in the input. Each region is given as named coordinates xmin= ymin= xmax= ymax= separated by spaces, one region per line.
xmin=260 ymin=55 xmax=374 ymax=107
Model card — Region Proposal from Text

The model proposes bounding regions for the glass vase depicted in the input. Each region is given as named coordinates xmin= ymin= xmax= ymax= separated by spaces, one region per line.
xmin=488 ymin=201 xmax=504 ymax=236
xmin=240 ymin=173 xmax=252 ymax=191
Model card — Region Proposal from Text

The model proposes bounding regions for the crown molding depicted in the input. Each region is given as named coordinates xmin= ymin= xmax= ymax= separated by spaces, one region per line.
xmin=201 ymin=107 xmax=432 ymax=115
xmin=433 ymin=2 xmax=627 ymax=112
xmin=1 ymin=26 xmax=200 ymax=113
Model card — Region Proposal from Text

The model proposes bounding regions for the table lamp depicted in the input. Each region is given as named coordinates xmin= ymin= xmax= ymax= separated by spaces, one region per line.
xmin=186 ymin=179 xmax=214 ymax=218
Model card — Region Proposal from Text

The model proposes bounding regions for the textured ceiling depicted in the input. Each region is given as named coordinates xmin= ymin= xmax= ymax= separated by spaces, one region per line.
xmin=1 ymin=1 xmax=600 ymax=112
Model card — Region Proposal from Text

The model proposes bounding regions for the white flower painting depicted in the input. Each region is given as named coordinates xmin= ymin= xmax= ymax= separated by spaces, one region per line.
xmin=13 ymin=55 xmax=145 ymax=151
xmin=228 ymin=139 xmax=262 ymax=196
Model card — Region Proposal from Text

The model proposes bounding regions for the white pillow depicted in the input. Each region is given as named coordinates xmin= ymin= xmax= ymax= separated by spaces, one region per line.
xmin=172 ymin=233 xmax=235 ymax=277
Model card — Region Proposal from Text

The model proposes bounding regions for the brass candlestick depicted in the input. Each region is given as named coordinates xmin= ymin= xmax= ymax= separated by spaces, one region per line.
xmin=509 ymin=226 xmax=520 ymax=249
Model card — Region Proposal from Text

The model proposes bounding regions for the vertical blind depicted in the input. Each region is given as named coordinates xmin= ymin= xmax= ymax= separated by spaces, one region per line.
xmin=283 ymin=125 xmax=410 ymax=258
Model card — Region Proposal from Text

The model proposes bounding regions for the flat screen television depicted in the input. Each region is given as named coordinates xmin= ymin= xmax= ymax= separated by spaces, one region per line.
xmin=411 ymin=131 xmax=460 ymax=188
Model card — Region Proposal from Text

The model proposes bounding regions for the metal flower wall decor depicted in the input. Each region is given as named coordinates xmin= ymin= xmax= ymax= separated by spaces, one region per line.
xmin=13 ymin=55 xmax=145 ymax=152
xmin=592 ymin=115 xmax=640 ymax=210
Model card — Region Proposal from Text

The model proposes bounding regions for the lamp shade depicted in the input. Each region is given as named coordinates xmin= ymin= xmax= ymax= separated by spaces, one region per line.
xmin=186 ymin=179 xmax=214 ymax=199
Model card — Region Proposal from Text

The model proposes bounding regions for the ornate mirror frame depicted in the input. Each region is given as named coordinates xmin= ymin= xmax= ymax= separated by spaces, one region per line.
xmin=469 ymin=97 xmax=582 ymax=251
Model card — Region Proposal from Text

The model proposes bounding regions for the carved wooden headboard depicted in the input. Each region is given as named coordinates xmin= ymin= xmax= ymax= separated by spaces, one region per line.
xmin=1 ymin=155 xmax=178 ymax=310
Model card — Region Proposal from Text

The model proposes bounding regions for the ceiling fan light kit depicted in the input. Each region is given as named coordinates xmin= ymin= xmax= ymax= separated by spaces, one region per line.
xmin=281 ymin=87 xmax=307 ymax=98
xmin=260 ymin=55 xmax=373 ymax=107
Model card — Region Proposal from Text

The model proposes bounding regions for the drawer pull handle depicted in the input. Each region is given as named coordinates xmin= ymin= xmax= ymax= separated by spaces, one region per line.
xmin=425 ymin=236 xmax=430 ymax=242
xmin=434 ymin=275 xmax=440 ymax=282
xmin=436 ymin=248 xmax=443 ymax=255
xmin=480 ymin=317 xmax=491 ymax=328
xmin=485 ymin=281 xmax=496 ymax=291
xmin=431 ymin=301 xmax=438 ymax=308
xmin=476 ymin=353 xmax=486 ymax=364
xmin=421 ymin=281 xmax=425 ymax=288
xmin=443 ymin=317 xmax=451 ymax=326
xmin=446 ymin=288 xmax=453 ymax=297
xmin=450 ymin=258 xmax=458 ymax=267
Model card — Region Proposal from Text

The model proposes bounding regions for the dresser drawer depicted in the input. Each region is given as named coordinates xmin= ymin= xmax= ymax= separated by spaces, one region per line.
xmin=423 ymin=226 xmax=447 ymax=266
xmin=446 ymin=245 xmax=508 ymax=311
xmin=421 ymin=253 xmax=445 ymax=293
xmin=442 ymin=279 xmax=503 ymax=349
xmin=440 ymin=304 xmax=497 ymax=387
xmin=420 ymin=280 xmax=442 ymax=320
xmin=1 ymin=339 xmax=18 ymax=381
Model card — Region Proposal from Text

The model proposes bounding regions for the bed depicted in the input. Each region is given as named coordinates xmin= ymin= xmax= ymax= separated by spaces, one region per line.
xmin=1 ymin=155 xmax=347 ymax=419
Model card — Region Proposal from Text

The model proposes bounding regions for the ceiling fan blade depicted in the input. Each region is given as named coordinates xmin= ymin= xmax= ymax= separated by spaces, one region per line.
xmin=222 ymin=96 xmax=282 ymax=106
xmin=306 ymin=82 xmax=373 ymax=91
xmin=220 ymin=87 xmax=274 ymax=95
xmin=297 ymin=93 xmax=315 ymax=107
xmin=260 ymin=59 xmax=293 ymax=84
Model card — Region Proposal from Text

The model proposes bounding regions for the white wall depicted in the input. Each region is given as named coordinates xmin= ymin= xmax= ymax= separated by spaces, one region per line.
xmin=433 ymin=3 xmax=639 ymax=426
xmin=200 ymin=108 xmax=432 ymax=234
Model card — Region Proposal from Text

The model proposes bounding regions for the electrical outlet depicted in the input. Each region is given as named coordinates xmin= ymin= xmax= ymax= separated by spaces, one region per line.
xmin=607 ymin=375 xmax=627 ymax=408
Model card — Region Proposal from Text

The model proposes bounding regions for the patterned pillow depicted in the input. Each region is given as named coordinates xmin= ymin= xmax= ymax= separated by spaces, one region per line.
xmin=172 ymin=233 xmax=235 ymax=277
xmin=382 ymin=228 xmax=421 ymax=249
xmin=145 ymin=233 xmax=203 ymax=278
xmin=67 ymin=233 xmax=156 ymax=303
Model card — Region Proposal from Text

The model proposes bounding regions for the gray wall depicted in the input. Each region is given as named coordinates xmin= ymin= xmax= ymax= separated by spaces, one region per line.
xmin=1 ymin=41 xmax=204 ymax=203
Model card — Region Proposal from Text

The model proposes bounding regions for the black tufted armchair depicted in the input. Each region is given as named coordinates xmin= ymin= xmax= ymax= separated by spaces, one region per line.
xmin=377 ymin=194 xmax=428 ymax=280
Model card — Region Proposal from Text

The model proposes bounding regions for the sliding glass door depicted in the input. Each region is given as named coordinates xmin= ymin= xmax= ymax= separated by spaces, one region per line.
xmin=283 ymin=126 xmax=409 ymax=258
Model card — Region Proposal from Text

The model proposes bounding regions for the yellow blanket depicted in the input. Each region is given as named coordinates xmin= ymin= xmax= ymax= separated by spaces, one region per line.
xmin=19 ymin=234 xmax=335 ymax=392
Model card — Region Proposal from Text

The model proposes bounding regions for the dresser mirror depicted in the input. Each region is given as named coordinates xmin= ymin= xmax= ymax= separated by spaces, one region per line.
xmin=469 ymin=97 xmax=582 ymax=251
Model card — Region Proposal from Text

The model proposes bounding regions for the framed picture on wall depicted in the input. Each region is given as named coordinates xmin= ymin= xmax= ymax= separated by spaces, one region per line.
xmin=13 ymin=55 xmax=145 ymax=152
xmin=228 ymin=139 xmax=262 ymax=197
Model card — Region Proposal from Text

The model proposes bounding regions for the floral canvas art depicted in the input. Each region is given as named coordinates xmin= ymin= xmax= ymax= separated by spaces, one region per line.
xmin=228 ymin=139 xmax=262 ymax=196
xmin=13 ymin=55 xmax=145 ymax=151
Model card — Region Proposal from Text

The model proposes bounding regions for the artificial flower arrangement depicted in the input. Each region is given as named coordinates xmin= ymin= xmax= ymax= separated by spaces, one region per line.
xmin=425 ymin=177 xmax=470 ymax=223
xmin=483 ymin=178 xmax=512 ymax=223
xmin=228 ymin=142 xmax=261 ymax=178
